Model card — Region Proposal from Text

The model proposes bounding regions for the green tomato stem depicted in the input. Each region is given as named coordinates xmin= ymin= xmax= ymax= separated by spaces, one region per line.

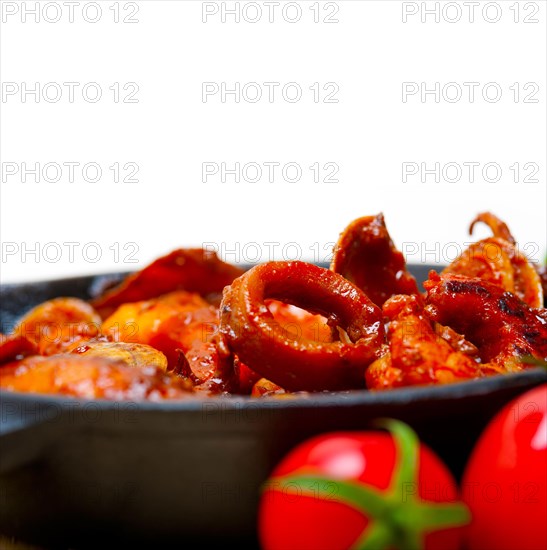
xmin=264 ymin=419 xmax=470 ymax=550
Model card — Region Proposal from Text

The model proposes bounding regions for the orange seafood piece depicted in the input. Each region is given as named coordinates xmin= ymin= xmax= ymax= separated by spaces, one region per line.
xmin=102 ymin=290 xmax=231 ymax=393
xmin=69 ymin=340 xmax=169 ymax=371
xmin=251 ymin=378 xmax=286 ymax=398
xmin=13 ymin=297 xmax=102 ymax=355
xmin=0 ymin=355 xmax=193 ymax=401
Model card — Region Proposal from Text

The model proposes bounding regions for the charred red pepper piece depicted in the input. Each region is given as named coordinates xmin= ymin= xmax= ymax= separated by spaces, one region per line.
xmin=424 ymin=272 xmax=547 ymax=369
xmin=219 ymin=261 xmax=384 ymax=392
xmin=0 ymin=333 xmax=38 ymax=365
xmin=91 ymin=248 xmax=244 ymax=318
xmin=330 ymin=213 xmax=420 ymax=307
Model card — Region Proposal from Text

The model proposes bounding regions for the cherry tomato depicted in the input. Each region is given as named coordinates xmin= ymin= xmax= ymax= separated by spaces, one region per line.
xmin=462 ymin=383 xmax=547 ymax=550
xmin=258 ymin=420 xmax=469 ymax=550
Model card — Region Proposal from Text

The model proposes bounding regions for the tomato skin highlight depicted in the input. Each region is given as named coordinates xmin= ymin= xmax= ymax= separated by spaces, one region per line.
xmin=462 ymin=383 xmax=547 ymax=550
xmin=258 ymin=430 xmax=464 ymax=550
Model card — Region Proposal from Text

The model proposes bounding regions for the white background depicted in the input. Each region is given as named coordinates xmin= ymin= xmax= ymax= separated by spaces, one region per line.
xmin=1 ymin=0 xmax=546 ymax=283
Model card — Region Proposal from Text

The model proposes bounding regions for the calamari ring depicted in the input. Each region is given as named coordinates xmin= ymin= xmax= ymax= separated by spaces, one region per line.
xmin=219 ymin=261 xmax=384 ymax=392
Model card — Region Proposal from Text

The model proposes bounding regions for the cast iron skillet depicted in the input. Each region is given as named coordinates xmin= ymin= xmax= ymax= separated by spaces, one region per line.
xmin=0 ymin=266 xmax=545 ymax=549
